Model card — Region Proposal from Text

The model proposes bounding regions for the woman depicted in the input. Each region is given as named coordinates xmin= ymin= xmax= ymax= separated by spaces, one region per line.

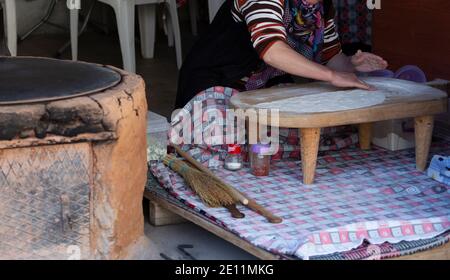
xmin=176 ymin=0 xmax=387 ymax=108
xmin=173 ymin=0 xmax=387 ymax=165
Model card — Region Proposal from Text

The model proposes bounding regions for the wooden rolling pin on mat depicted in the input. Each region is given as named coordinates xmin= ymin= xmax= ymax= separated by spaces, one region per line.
xmin=171 ymin=144 xmax=282 ymax=224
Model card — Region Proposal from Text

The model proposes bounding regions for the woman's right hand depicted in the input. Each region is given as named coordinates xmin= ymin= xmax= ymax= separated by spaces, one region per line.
xmin=329 ymin=71 xmax=371 ymax=90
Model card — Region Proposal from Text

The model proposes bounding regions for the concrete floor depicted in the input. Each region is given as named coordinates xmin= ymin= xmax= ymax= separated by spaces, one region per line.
xmin=10 ymin=19 xmax=257 ymax=260
xmin=130 ymin=222 xmax=256 ymax=260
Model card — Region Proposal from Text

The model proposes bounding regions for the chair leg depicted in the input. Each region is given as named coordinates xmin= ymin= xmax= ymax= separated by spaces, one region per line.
xmin=4 ymin=0 xmax=17 ymax=56
xmin=110 ymin=0 xmax=136 ymax=72
xmin=70 ymin=8 xmax=79 ymax=61
xmin=167 ymin=0 xmax=182 ymax=69
xmin=1 ymin=1 xmax=6 ymax=46
xmin=189 ymin=0 xmax=198 ymax=36
xmin=208 ymin=0 xmax=222 ymax=23
xmin=138 ymin=4 xmax=156 ymax=59
xmin=166 ymin=10 xmax=174 ymax=47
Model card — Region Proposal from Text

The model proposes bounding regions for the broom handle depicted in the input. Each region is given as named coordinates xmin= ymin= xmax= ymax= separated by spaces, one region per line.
xmin=172 ymin=145 xmax=249 ymax=205
xmin=172 ymin=145 xmax=282 ymax=224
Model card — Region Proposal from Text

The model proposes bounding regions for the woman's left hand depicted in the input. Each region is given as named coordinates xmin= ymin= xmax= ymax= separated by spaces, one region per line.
xmin=351 ymin=50 xmax=388 ymax=72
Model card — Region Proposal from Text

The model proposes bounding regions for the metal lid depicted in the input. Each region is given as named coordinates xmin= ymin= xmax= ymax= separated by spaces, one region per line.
xmin=0 ymin=57 xmax=121 ymax=105
xmin=251 ymin=144 xmax=271 ymax=154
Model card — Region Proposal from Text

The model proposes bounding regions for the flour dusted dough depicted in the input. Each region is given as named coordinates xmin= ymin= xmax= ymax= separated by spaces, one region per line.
xmin=256 ymin=89 xmax=386 ymax=113
xmin=254 ymin=78 xmax=426 ymax=113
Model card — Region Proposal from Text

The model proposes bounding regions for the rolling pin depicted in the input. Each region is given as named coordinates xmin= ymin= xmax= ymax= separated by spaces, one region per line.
xmin=237 ymin=193 xmax=282 ymax=224
xmin=172 ymin=144 xmax=282 ymax=224
xmin=224 ymin=204 xmax=245 ymax=219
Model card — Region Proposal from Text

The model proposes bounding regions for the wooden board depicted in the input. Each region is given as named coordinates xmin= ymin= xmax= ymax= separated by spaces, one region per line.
xmin=148 ymin=200 xmax=187 ymax=226
xmin=144 ymin=192 xmax=450 ymax=260
xmin=392 ymin=243 xmax=450 ymax=260
xmin=230 ymin=78 xmax=448 ymax=128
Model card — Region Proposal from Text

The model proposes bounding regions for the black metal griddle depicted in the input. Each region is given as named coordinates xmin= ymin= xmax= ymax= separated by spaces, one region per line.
xmin=0 ymin=57 xmax=121 ymax=105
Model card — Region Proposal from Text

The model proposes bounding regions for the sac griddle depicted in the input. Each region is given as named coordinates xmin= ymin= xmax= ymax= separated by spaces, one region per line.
xmin=0 ymin=57 xmax=121 ymax=105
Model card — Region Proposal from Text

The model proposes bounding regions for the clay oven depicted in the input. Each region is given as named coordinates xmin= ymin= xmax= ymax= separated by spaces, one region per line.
xmin=0 ymin=57 xmax=148 ymax=259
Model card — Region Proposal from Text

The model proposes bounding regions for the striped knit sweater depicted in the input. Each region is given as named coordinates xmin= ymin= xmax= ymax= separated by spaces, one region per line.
xmin=231 ymin=0 xmax=342 ymax=63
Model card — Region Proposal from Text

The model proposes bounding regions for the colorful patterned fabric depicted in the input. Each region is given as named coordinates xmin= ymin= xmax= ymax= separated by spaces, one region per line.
xmin=146 ymin=174 xmax=450 ymax=260
xmin=285 ymin=0 xmax=325 ymax=63
xmin=311 ymin=231 xmax=450 ymax=260
xmin=150 ymin=142 xmax=450 ymax=259
xmin=332 ymin=0 xmax=372 ymax=45
xmin=170 ymin=86 xmax=358 ymax=169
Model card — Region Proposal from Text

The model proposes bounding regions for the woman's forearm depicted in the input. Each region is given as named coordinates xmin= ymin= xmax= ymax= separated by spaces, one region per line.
xmin=263 ymin=41 xmax=334 ymax=82
xmin=326 ymin=52 xmax=355 ymax=72
xmin=262 ymin=41 xmax=371 ymax=90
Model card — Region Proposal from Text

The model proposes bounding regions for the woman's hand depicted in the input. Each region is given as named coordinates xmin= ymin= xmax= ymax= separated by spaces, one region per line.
xmin=330 ymin=71 xmax=372 ymax=90
xmin=263 ymin=42 xmax=372 ymax=90
xmin=351 ymin=50 xmax=388 ymax=72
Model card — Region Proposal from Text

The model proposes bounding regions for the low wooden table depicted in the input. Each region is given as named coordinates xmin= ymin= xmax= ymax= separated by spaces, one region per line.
xmin=231 ymin=78 xmax=448 ymax=184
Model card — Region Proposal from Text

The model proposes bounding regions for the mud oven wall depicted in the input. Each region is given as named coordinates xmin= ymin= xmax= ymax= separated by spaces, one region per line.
xmin=0 ymin=68 xmax=148 ymax=260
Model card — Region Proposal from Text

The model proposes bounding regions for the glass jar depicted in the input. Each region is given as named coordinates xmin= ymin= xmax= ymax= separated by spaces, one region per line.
xmin=224 ymin=144 xmax=243 ymax=171
xmin=250 ymin=144 xmax=271 ymax=176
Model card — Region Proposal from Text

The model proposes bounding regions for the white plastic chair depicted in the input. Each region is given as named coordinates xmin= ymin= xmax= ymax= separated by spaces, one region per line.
xmin=208 ymin=0 xmax=224 ymax=22
xmin=71 ymin=0 xmax=182 ymax=72
xmin=188 ymin=0 xmax=224 ymax=31
xmin=1 ymin=0 xmax=17 ymax=56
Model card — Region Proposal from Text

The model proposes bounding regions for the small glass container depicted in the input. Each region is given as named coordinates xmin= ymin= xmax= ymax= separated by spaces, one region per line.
xmin=224 ymin=144 xmax=243 ymax=171
xmin=250 ymin=144 xmax=271 ymax=176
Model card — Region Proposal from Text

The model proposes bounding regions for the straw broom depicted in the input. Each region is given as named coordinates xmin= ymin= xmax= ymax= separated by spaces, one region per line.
xmin=171 ymin=145 xmax=249 ymax=205
xmin=163 ymin=154 xmax=238 ymax=208
xmin=169 ymin=145 xmax=282 ymax=224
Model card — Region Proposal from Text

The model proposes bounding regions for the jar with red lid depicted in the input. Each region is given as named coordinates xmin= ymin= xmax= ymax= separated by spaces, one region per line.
xmin=250 ymin=144 xmax=271 ymax=176
xmin=224 ymin=144 xmax=243 ymax=171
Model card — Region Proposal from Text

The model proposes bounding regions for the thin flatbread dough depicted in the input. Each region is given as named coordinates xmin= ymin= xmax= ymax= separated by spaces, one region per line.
xmin=253 ymin=78 xmax=434 ymax=113
xmin=255 ymin=89 xmax=386 ymax=113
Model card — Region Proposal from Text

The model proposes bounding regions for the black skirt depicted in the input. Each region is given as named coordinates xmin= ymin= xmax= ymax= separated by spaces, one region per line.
xmin=175 ymin=0 xmax=260 ymax=109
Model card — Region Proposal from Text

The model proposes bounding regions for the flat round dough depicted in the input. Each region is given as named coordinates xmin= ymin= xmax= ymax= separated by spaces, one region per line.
xmin=255 ymin=89 xmax=386 ymax=113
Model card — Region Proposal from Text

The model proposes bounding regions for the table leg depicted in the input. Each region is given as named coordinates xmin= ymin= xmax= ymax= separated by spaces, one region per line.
xmin=300 ymin=128 xmax=321 ymax=185
xmin=359 ymin=123 xmax=373 ymax=150
xmin=414 ymin=116 xmax=434 ymax=171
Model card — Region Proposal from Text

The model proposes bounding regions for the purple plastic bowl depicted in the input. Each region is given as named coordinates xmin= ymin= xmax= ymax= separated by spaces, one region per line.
xmin=394 ymin=65 xmax=427 ymax=83
xmin=368 ymin=69 xmax=395 ymax=78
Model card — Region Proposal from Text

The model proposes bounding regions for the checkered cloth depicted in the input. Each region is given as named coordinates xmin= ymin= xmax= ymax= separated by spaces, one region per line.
xmin=147 ymin=177 xmax=450 ymax=260
xmin=150 ymin=141 xmax=450 ymax=259
xmin=170 ymin=86 xmax=359 ymax=169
